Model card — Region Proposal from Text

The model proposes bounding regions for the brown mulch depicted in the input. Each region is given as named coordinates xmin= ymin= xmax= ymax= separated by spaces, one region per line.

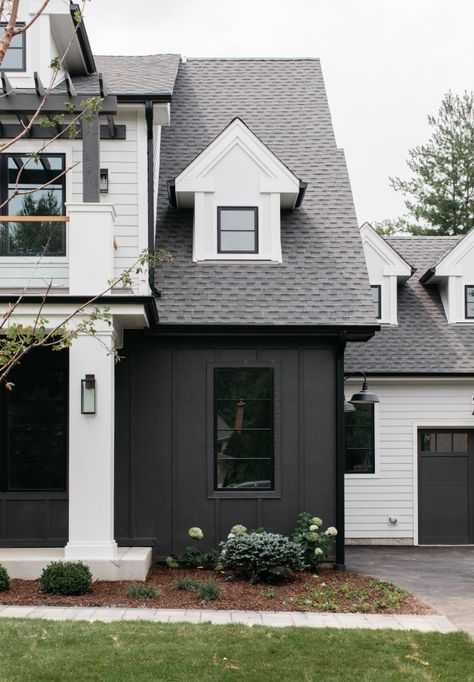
xmin=0 ymin=566 xmax=433 ymax=614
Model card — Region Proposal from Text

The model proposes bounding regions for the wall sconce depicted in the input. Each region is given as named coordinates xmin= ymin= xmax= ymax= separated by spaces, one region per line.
xmin=81 ymin=374 xmax=96 ymax=414
xmin=99 ymin=168 xmax=109 ymax=193
xmin=344 ymin=371 xmax=380 ymax=405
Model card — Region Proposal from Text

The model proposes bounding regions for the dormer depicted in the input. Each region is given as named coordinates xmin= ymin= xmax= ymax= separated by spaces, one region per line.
xmin=360 ymin=222 xmax=413 ymax=324
xmin=0 ymin=0 xmax=94 ymax=89
xmin=419 ymin=229 xmax=474 ymax=324
xmin=168 ymin=118 xmax=306 ymax=262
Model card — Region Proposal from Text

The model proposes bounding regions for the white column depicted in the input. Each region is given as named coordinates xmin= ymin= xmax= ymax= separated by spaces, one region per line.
xmin=65 ymin=327 xmax=117 ymax=561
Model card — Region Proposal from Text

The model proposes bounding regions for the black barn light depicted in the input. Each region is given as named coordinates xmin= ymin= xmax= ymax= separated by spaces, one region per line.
xmin=345 ymin=372 xmax=379 ymax=405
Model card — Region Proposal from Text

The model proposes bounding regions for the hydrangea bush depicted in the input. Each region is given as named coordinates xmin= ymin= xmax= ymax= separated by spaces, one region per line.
xmin=292 ymin=512 xmax=337 ymax=572
xmin=166 ymin=527 xmax=218 ymax=570
xmin=218 ymin=531 xmax=305 ymax=583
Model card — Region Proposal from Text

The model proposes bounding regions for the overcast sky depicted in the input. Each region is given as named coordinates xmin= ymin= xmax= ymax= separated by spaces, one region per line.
xmin=84 ymin=0 xmax=474 ymax=225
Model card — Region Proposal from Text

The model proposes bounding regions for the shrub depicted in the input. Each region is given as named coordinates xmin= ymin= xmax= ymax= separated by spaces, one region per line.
xmin=0 ymin=564 xmax=10 ymax=592
xmin=166 ymin=526 xmax=219 ymax=570
xmin=292 ymin=512 xmax=337 ymax=572
xmin=175 ymin=577 xmax=201 ymax=591
xmin=40 ymin=561 xmax=92 ymax=596
xmin=127 ymin=583 xmax=158 ymax=600
xmin=197 ymin=579 xmax=220 ymax=602
xmin=218 ymin=531 xmax=305 ymax=583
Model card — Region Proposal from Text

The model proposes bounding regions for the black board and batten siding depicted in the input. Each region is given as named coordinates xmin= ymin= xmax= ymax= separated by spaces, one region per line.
xmin=115 ymin=331 xmax=338 ymax=558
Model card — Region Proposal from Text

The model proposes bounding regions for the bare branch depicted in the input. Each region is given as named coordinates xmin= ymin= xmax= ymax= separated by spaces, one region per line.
xmin=12 ymin=1 xmax=50 ymax=35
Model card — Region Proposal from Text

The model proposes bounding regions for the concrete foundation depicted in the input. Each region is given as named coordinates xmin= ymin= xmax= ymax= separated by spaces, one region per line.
xmin=0 ymin=547 xmax=152 ymax=581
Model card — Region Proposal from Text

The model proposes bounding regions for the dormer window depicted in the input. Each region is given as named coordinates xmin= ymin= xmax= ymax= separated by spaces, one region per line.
xmin=217 ymin=207 xmax=258 ymax=255
xmin=371 ymin=285 xmax=381 ymax=319
xmin=466 ymin=286 xmax=474 ymax=319
xmin=0 ymin=24 xmax=26 ymax=72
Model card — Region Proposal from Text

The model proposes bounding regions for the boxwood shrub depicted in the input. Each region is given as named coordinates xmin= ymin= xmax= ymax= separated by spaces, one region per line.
xmin=40 ymin=561 xmax=92 ymax=596
xmin=0 ymin=564 xmax=10 ymax=591
xmin=218 ymin=531 xmax=305 ymax=583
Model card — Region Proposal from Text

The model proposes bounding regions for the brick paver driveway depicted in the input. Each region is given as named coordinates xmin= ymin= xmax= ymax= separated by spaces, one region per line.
xmin=346 ymin=546 xmax=474 ymax=637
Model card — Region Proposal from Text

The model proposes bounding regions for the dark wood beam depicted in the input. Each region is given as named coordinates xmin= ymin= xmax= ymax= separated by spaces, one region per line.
xmin=98 ymin=73 xmax=107 ymax=98
xmin=82 ymin=113 xmax=100 ymax=202
xmin=106 ymin=115 xmax=116 ymax=138
xmin=33 ymin=72 xmax=45 ymax=98
xmin=0 ymin=72 xmax=13 ymax=95
xmin=0 ymin=93 xmax=118 ymax=115
xmin=0 ymin=123 xmax=126 ymax=139
xmin=64 ymin=73 xmax=77 ymax=97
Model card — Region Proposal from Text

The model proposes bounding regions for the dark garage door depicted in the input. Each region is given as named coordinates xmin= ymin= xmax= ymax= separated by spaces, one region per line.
xmin=419 ymin=430 xmax=474 ymax=544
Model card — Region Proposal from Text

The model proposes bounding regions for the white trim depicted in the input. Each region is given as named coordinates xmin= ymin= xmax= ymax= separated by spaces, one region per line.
xmin=412 ymin=420 xmax=474 ymax=546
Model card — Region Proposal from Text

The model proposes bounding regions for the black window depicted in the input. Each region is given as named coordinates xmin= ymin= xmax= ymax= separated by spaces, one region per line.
xmin=0 ymin=24 xmax=26 ymax=71
xmin=345 ymin=403 xmax=375 ymax=474
xmin=371 ymin=285 xmax=381 ymax=319
xmin=0 ymin=357 xmax=68 ymax=492
xmin=217 ymin=207 xmax=258 ymax=254
xmin=0 ymin=153 xmax=66 ymax=256
xmin=466 ymin=286 xmax=474 ymax=319
xmin=214 ymin=368 xmax=273 ymax=490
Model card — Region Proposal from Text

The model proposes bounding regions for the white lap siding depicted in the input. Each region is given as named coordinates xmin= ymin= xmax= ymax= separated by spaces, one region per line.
xmin=344 ymin=379 xmax=474 ymax=544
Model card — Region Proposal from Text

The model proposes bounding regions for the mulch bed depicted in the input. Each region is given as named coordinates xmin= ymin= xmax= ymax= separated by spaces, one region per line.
xmin=0 ymin=566 xmax=433 ymax=614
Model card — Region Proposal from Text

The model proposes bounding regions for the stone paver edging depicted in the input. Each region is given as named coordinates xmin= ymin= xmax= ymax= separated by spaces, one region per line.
xmin=0 ymin=604 xmax=457 ymax=633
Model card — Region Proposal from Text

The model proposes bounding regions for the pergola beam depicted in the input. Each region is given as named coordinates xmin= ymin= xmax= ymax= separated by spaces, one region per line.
xmin=0 ymin=93 xmax=118 ymax=115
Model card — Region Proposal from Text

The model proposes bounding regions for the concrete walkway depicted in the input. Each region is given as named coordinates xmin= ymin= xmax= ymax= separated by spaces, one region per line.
xmin=0 ymin=603 xmax=456 ymax=632
xmin=347 ymin=546 xmax=474 ymax=637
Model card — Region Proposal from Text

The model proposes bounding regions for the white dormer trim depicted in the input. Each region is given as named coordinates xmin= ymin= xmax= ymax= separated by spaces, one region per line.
xmin=172 ymin=118 xmax=303 ymax=263
xmin=360 ymin=222 xmax=413 ymax=325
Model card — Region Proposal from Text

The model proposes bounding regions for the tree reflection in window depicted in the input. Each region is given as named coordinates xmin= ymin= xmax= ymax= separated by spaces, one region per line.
xmin=345 ymin=403 xmax=375 ymax=474
xmin=214 ymin=368 xmax=273 ymax=490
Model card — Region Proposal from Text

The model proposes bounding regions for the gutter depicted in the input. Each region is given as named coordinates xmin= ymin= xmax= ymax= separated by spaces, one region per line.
xmin=145 ymin=101 xmax=162 ymax=299
xmin=295 ymin=180 xmax=307 ymax=208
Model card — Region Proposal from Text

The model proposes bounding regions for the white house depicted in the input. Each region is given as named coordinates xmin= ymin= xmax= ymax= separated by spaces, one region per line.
xmin=0 ymin=1 xmax=381 ymax=578
xmin=345 ymin=222 xmax=474 ymax=546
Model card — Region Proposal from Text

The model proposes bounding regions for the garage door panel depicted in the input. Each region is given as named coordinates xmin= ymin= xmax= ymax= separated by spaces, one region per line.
xmin=420 ymin=457 xmax=467 ymax=485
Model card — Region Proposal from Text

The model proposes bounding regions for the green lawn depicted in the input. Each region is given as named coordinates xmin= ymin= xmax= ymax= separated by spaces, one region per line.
xmin=0 ymin=619 xmax=473 ymax=681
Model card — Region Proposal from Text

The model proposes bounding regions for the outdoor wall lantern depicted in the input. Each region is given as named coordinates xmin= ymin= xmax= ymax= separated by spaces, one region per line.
xmin=344 ymin=371 xmax=379 ymax=405
xmin=81 ymin=374 xmax=96 ymax=414
xmin=99 ymin=168 xmax=109 ymax=193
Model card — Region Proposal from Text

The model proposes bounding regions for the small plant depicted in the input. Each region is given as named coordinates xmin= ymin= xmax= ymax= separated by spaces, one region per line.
xmin=175 ymin=577 xmax=201 ymax=591
xmin=127 ymin=583 xmax=159 ymax=600
xmin=198 ymin=579 xmax=220 ymax=602
xmin=166 ymin=527 xmax=219 ymax=569
xmin=262 ymin=588 xmax=276 ymax=599
xmin=40 ymin=561 xmax=92 ymax=596
xmin=0 ymin=564 xmax=10 ymax=592
xmin=218 ymin=531 xmax=305 ymax=583
xmin=292 ymin=512 xmax=337 ymax=572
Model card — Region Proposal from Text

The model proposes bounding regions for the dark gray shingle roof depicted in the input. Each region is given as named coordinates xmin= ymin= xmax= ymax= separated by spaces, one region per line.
xmin=55 ymin=54 xmax=180 ymax=95
xmin=345 ymin=236 xmax=474 ymax=374
xmin=154 ymin=58 xmax=376 ymax=326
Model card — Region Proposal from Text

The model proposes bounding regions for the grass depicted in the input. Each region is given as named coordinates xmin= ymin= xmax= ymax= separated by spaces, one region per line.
xmin=0 ymin=619 xmax=472 ymax=681
xmin=126 ymin=583 xmax=159 ymax=600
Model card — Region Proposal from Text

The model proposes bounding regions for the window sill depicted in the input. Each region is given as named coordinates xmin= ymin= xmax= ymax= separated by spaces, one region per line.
xmin=344 ymin=473 xmax=379 ymax=479
xmin=208 ymin=489 xmax=281 ymax=499
xmin=0 ymin=256 xmax=68 ymax=264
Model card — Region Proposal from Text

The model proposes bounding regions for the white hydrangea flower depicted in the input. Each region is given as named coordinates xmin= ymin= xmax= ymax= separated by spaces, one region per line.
xmin=230 ymin=524 xmax=247 ymax=535
xmin=228 ymin=532 xmax=235 ymax=539
xmin=311 ymin=517 xmax=323 ymax=527
xmin=325 ymin=526 xmax=338 ymax=537
xmin=309 ymin=524 xmax=318 ymax=532
xmin=188 ymin=527 xmax=204 ymax=540
xmin=314 ymin=547 xmax=324 ymax=556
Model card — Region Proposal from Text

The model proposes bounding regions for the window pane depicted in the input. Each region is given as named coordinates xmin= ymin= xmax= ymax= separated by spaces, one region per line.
xmin=5 ymin=369 xmax=67 ymax=491
xmin=371 ymin=286 xmax=381 ymax=318
xmin=421 ymin=432 xmax=436 ymax=452
xmin=214 ymin=368 xmax=274 ymax=490
xmin=219 ymin=231 xmax=256 ymax=252
xmin=0 ymin=26 xmax=24 ymax=70
xmin=345 ymin=404 xmax=374 ymax=473
xmin=220 ymin=209 xmax=256 ymax=231
xmin=453 ymin=432 xmax=468 ymax=453
xmin=466 ymin=287 xmax=474 ymax=318
xmin=436 ymin=433 xmax=452 ymax=452
xmin=3 ymin=155 xmax=65 ymax=256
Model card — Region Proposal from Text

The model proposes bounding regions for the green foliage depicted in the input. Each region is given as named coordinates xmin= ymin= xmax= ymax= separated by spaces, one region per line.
xmin=168 ymin=546 xmax=219 ymax=570
xmin=40 ymin=561 xmax=92 ymax=596
xmin=261 ymin=588 xmax=276 ymax=599
xmin=218 ymin=531 xmax=305 ymax=583
xmin=175 ymin=577 xmax=201 ymax=591
xmin=292 ymin=512 xmax=337 ymax=572
xmin=0 ymin=564 xmax=10 ymax=591
xmin=127 ymin=583 xmax=158 ymax=600
xmin=389 ymin=90 xmax=474 ymax=235
xmin=197 ymin=579 xmax=220 ymax=602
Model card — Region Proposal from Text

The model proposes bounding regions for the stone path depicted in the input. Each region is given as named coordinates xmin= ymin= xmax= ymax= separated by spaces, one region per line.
xmin=346 ymin=546 xmax=474 ymax=638
xmin=0 ymin=604 xmax=456 ymax=632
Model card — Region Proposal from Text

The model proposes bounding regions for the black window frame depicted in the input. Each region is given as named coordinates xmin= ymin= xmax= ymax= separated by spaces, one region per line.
xmin=371 ymin=285 xmax=381 ymax=319
xmin=0 ymin=23 xmax=26 ymax=72
xmin=465 ymin=285 xmax=474 ymax=320
xmin=0 ymin=152 xmax=67 ymax=257
xmin=345 ymin=403 xmax=375 ymax=474
xmin=0 ymin=354 xmax=69 ymax=493
xmin=207 ymin=361 xmax=281 ymax=499
xmin=217 ymin=206 xmax=259 ymax=255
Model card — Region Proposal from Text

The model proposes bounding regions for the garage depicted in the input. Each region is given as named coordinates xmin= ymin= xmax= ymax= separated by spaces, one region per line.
xmin=419 ymin=429 xmax=474 ymax=544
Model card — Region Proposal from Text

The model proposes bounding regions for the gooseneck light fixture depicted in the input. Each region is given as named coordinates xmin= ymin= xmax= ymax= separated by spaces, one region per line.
xmin=344 ymin=371 xmax=379 ymax=406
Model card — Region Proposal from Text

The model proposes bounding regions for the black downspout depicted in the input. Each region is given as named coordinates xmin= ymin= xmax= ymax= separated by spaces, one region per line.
xmin=335 ymin=331 xmax=346 ymax=569
xmin=145 ymin=100 xmax=161 ymax=297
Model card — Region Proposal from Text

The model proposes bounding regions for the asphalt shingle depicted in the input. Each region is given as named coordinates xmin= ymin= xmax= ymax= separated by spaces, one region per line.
xmin=153 ymin=58 xmax=376 ymax=326
xmin=345 ymin=236 xmax=474 ymax=373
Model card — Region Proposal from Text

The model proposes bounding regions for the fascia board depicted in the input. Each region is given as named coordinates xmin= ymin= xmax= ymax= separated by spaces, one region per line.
xmin=361 ymin=225 xmax=412 ymax=276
